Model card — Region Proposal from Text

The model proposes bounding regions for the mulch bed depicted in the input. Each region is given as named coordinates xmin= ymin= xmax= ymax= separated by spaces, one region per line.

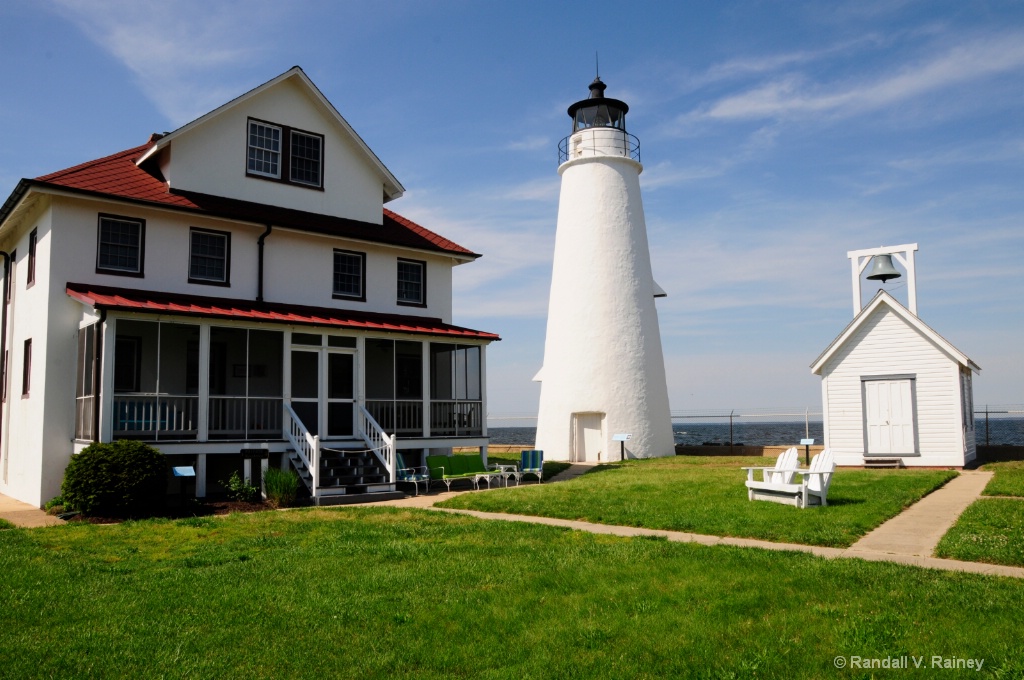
xmin=59 ymin=498 xmax=273 ymax=524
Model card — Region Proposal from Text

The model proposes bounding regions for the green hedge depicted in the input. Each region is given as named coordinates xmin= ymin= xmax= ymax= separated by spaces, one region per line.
xmin=61 ymin=440 xmax=167 ymax=516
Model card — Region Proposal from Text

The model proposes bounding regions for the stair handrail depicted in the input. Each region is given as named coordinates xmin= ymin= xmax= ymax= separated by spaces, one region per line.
xmin=283 ymin=402 xmax=319 ymax=494
xmin=357 ymin=403 xmax=396 ymax=482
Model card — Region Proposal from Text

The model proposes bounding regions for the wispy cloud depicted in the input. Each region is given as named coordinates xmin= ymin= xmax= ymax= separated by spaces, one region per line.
xmin=504 ymin=136 xmax=549 ymax=152
xmin=676 ymin=31 xmax=1024 ymax=126
xmin=46 ymin=0 xmax=284 ymax=125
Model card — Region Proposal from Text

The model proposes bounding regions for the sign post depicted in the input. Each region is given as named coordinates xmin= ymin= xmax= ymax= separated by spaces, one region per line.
xmin=800 ymin=438 xmax=815 ymax=466
xmin=612 ymin=433 xmax=632 ymax=462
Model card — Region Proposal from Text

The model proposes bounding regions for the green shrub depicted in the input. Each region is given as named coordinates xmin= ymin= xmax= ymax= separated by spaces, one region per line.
xmin=43 ymin=495 xmax=67 ymax=513
xmin=221 ymin=471 xmax=259 ymax=503
xmin=263 ymin=468 xmax=299 ymax=508
xmin=61 ymin=440 xmax=167 ymax=516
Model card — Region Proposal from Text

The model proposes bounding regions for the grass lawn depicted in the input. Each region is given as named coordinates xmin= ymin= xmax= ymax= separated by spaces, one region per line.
xmin=0 ymin=518 xmax=14 ymax=530
xmin=982 ymin=461 xmax=1024 ymax=497
xmin=437 ymin=455 xmax=957 ymax=548
xmin=935 ymin=499 xmax=1024 ymax=567
xmin=2 ymin=508 xmax=1024 ymax=678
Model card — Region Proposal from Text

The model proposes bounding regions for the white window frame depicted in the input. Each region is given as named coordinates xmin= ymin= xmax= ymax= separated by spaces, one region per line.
xmin=188 ymin=227 xmax=231 ymax=286
xmin=247 ymin=120 xmax=282 ymax=179
xmin=397 ymin=258 xmax=426 ymax=306
xmin=333 ymin=249 xmax=365 ymax=301
xmin=289 ymin=130 xmax=323 ymax=188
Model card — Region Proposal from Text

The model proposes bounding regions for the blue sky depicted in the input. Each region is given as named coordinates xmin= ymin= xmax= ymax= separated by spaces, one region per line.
xmin=2 ymin=1 xmax=1022 ymax=417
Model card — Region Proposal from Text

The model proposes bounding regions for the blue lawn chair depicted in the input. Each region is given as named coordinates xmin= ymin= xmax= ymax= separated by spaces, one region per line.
xmin=519 ymin=449 xmax=544 ymax=484
xmin=396 ymin=452 xmax=431 ymax=496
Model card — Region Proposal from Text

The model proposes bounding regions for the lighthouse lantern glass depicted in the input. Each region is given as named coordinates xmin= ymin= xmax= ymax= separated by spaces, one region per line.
xmin=573 ymin=104 xmax=626 ymax=132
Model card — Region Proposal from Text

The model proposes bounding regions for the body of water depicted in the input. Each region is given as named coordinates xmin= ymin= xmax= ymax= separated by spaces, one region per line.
xmin=487 ymin=419 xmax=1024 ymax=447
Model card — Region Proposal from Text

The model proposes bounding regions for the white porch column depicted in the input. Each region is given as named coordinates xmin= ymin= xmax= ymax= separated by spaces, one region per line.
xmin=195 ymin=453 xmax=207 ymax=498
xmin=421 ymin=339 xmax=431 ymax=437
xmin=197 ymin=324 xmax=210 ymax=441
xmin=99 ymin=317 xmax=117 ymax=442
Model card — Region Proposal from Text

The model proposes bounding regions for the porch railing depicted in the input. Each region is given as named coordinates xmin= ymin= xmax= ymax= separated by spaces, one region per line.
xmin=358 ymin=404 xmax=395 ymax=482
xmin=430 ymin=400 xmax=484 ymax=436
xmin=112 ymin=395 xmax=199 ymax=440
xmin=365 ymin=400 xmax=423 ymax=435
xmin=283 ymin=402 xmax=319 ymax=495
xmin=208 ymin=397 xmax=283 ymax=439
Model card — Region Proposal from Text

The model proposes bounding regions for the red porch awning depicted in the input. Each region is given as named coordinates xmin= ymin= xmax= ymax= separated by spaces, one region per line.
xmin=66 ymin=283 xmax=500 ymax=341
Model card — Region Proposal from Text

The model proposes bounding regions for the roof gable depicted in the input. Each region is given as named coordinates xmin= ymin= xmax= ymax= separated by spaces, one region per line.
xmin=138 ymin=67 xmax=403 ymax=203
xmin=810 ymin=290 xmax=980 ymax=375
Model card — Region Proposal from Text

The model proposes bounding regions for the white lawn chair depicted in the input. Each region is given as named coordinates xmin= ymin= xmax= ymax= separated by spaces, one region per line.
xmin=741 ymin=447 xmax=799 ymax=486
xmin=745 ymin=449 xmax=835 ymax=509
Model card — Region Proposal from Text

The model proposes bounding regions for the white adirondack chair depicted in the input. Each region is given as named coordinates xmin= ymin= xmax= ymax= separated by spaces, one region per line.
xmin=741 ymin=447 xmax=800 ymax=487
xmin=745 ymin=449 xmax=835 ymax=509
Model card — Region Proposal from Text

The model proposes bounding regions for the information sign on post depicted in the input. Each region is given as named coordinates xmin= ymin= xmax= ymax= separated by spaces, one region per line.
xmin=800 ymin=438 xmax=815 ymax=466
xmin=612 ymin=433 xmax=632 ymax=462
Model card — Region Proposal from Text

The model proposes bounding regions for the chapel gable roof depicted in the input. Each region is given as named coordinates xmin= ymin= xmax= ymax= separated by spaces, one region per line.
xmin=810 ymin=290 xmax=980 ymax=375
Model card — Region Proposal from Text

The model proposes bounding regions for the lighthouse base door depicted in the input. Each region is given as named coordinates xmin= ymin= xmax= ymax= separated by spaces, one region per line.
xmin=863 ymin=377 xmax=917 ymax=455
xmin=571 ymin=412 xmax=605 ymax=462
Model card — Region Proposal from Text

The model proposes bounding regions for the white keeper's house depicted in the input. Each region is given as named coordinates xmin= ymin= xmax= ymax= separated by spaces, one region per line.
xmin=0 ymin=67 xmax=499 ymax=508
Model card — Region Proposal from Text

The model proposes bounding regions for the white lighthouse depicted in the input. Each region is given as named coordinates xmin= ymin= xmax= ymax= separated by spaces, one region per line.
xmin=534 ymin=76 xmax=674 ymax=462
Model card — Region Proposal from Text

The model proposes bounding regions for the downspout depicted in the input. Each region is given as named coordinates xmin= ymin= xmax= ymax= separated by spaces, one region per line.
xmin=256 ymin=224 xmax=272 ymax=302
xmin=0 ymin=250 xmax=8 ymax=476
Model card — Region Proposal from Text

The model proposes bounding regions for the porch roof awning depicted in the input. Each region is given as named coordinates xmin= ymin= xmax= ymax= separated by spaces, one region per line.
xmin=66 ymin=283 xmax=501 ymax=341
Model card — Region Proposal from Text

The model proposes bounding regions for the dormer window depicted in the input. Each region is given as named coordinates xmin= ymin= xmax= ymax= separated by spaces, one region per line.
xmin=247 ymin=118 xmax=323 ymax=189
xmin=289 ymin=131 xmax=322 ymax=186
xmin=247 ymin=121 xmax=281 ymax=178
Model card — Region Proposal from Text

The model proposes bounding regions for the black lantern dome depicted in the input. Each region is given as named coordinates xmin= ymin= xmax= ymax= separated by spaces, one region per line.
xmin=567 ymin=76 xmax=629 ymax=133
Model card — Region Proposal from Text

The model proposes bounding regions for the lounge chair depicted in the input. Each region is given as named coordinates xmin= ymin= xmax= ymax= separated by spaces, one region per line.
xmin=396 ymin=452 xmax=431 ymax=496
xmin=741 ymin=447 xmax=799 ymax=486
xmin=519 ymin=449 xmax=544 ymax=484
xmin=745 ymin=449 xmax=835 ymax=508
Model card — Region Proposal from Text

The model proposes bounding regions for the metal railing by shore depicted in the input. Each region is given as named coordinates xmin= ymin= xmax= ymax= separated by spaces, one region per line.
xmin=488 ymin=405 xmax=1024 ymax=447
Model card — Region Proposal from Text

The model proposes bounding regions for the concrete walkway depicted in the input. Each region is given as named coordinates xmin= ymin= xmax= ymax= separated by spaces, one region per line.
xmin=849 ymin=470 xmax=993 ymax=557
xmin=545 ymin=461 xmax=603 ymax=483
xmin=0 ymin=494 xmax=64 ymax=528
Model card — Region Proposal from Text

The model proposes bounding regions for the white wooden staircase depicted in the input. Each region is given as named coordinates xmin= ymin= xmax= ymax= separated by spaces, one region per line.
xmin=283 ymin=403 xmax=403 ymax=505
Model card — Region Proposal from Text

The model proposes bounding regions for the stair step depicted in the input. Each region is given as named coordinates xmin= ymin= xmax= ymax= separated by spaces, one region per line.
xmin=864 ymin=458 xmax=905 ymax=469
xmin=315 ymin=489 xmax=404 ymax=506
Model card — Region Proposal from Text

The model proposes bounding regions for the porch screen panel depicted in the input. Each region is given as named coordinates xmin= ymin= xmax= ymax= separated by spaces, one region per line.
xmin=429 ymin=343 xmax=483 ymax=436
xmin=209 ymin=327 xmax=284 ymax=439
xmin=393 ymin=341 xmax=423 ymax=434
xmin=430 ymin=344 xmax=454 ymax=400
xmin=156 ymin=323 xmax=199 ymax=439
xmin=247 ymin=330 xmax=284 ymax=437
xmin=290 ymin=350 xmax=319 ymax=436
xmin=112 ymin=320 xmax=198 ymax=441
xmin=74 ymin=322 xmax=100 ymax=441
xmin=464 ymin=346 xmax=481 ymax=400
xmin=365 ymin=340 xmax=394 ymax=399
xmin=395 ymin=342 xmax=422 ymax=399
xmin=113 ymin=320 xmax=158 ymax=438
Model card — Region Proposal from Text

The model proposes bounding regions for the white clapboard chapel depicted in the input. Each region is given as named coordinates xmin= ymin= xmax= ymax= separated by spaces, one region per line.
xmin=811 ymin=244 xmax=979 ymax=468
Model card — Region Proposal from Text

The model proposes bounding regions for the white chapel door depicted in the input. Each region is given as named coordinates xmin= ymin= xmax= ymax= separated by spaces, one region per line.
xmin=864 ymin=379 xmax=916 ymax=455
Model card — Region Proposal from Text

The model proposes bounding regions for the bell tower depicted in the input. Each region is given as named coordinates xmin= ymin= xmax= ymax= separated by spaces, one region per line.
xmin=534 ymin=76 xmax=674 ymax=461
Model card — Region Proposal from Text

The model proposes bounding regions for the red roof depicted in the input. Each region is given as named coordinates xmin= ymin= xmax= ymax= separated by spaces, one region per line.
xmin=25 ymin=141 xmax=477 ymax=258
xmin=66 ymin=283 xmax=500 ymax=341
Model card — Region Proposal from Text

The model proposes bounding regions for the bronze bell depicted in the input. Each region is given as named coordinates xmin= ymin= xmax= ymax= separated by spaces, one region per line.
xmin=866 ymin=254 xmax=901 ymax=282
